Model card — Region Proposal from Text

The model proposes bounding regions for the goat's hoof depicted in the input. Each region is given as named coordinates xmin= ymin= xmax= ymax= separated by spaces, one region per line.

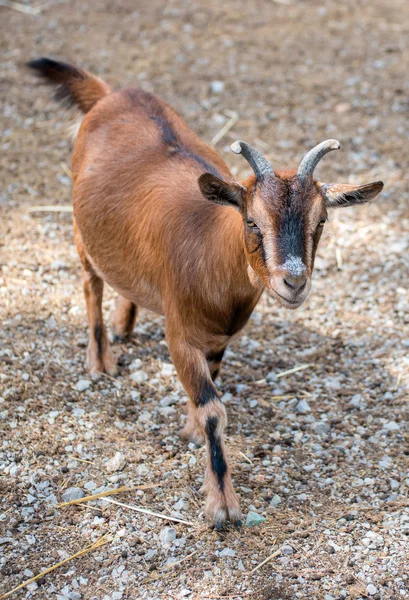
xmin=205 ymin=488 xmax=242 ymax=529
xmin=87 ymin=351 xmax=118 ymax=378
xmin=180 ymin=424 xmax=205 ymax=447
xmin=111 ymin=332 xmax=130 ymax=344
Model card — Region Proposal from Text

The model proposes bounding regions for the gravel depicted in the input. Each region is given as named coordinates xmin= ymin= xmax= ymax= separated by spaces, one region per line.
xmin=61 ymin=487 xmax=86 ymax=503
xmin=1 ymin=0 xmax=408 ymax=599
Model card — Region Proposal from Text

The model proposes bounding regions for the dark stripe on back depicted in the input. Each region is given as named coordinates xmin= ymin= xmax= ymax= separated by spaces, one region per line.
xmin=126 ymin=89 xmax=221 ymax=177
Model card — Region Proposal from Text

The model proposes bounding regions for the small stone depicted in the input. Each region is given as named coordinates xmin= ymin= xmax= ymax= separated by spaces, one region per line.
xmin=76 ymin=379 xmax=91 ymax=392
xmin=72 ymin=407 xmax=85 ymax=418
xmin=367 ymin=584 xmax=378 ymax=596
xmin=312 ymin=421 xmax=330 ymax=436
xmin=106 ymin=452 xmax=126 ymax=473
xmin=281 ymin=544 xmax=294 ymax=555
xmin=245 ymin=511 xmax=266 ymax=527
xmin=269 ymin=494 xmax=282 ymax=507
xmin=145 ymin=549 xmax=157 ymax=561
xmin=130 ymin=370 xmax=148 ymax=384
xmin=160 ymin=395 xmax=178 ymax=407
xmin=129 ymin=359 xmax=142 ymax=371
xmin=84 ymin=481 xmax=97 ymax=491
xmin=295 ymin=399 xmax=311 ymax=414
xmin=221 ymin=392 xmax=233 ymax=403
xmin=172 ymin=498 xmax=188 ymax=512
xmin=69 ymin=593 xmax=82 ymax=600
xmin=50 ymin=259 xmax=67 ymax=270
xmin=159 ymin=527 xmax=177 ymax=547
xmin=210 ymin=80 xmax=224 ymax=94
xmin=61 ymin=487 xmax=85 ymax=502
xmin=383 ymin=421 xmax=400 ymax=431
xmin=219 ymin=547 xmax=236 ymax=557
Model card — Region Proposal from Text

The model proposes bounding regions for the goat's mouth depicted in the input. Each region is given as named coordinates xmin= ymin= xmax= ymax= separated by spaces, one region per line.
xmin=269 ymin=288 xmax=306 ymax=310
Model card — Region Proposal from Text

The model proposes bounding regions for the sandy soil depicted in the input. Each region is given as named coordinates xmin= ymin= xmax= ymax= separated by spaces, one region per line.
xmin=1 ymin=1 xmax=409 ymax=599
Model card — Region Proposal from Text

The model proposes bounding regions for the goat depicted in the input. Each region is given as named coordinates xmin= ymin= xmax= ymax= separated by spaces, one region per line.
xmin=29 ymin=58 xmax=383 ymax=527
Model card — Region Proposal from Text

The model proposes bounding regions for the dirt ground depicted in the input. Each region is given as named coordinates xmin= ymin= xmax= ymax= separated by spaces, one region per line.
xmin=1 ymin=0 xmax=409 ymax=599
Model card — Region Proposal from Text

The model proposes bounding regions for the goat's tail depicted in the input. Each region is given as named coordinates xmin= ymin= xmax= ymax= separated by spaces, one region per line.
xmin=28 ymin=58 xmax=111 ymax=114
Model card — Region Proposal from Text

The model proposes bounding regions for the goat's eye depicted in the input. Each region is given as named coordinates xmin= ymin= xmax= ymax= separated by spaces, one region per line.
xmin=318 ymin=219 xmax=326 ymax=228
xmin=246 ymin=220 xmax=257 ymax=228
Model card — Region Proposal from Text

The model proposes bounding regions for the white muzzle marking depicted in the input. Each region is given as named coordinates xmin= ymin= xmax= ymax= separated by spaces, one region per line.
xmin=279 ymin=254 xmax=306 ymax=276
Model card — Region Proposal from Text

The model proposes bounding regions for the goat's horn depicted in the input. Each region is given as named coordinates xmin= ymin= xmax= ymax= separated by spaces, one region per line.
xmin=231 ymin=140 xmax=274 ymax=179
xmin=297 ymin=139 xmax=340 ymax=185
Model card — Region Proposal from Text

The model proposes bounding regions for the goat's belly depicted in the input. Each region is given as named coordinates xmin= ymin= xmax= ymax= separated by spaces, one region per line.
xmin=101 ymin=269 xmax=164 ymax=315
xmin=85 ymin=249 xmax=165 ymax=316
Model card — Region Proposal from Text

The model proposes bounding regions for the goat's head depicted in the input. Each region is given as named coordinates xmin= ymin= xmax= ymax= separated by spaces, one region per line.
xmin=198 ymin=139 xmax=383 ymax=309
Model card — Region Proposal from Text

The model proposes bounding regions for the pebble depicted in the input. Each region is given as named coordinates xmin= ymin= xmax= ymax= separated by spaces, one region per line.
xmin=160 ymin=395 xmax=178 ymax=407
xmin=245 ymin=511 xmax=266 ymax=527
xmin=296 ymin=398 xmax=311 ymax=414
xmin=281 ymin=544 xmax=294 ymax=555
xmin=210 ymin=80 xmax=224 ymax=94
xmin=219 ymin=547 xmax=236 ymax=557
xmin=269 ymin=494 xmax=282 ymax=507
xmin=312 ymin=421 xmax=330 ymax=436
xmin=383 ymin=420 xmax=400 ymax=431
xmin=105 ymin=452 xmax=126 ymax=473
xmin=61 ymin=487 xmax=85 ymax=502
xmin=130 ymin=370 xmax=148 ymax=383
xmin=159 ymin=527 xmax=177 ymax=547
xmin=75 ymin=379 xmax=91 ymax=392
xmin=50 ymin=259 xmax=67 ymax=270
xmin=367 ymin=584 xmax=378 ymax=596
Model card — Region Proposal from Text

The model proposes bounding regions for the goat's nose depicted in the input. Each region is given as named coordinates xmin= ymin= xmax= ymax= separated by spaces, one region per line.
xmin=283 ymin=273 xmax=307 ymax=293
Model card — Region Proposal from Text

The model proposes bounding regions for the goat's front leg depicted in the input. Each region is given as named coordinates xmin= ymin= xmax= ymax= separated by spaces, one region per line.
xmin=166 ymin=330 xmax=241 ymax=528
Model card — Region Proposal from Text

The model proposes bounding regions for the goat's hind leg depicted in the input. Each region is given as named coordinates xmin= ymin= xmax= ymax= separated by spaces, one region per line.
xmin=111 ymin=295 xmax=138 ymax=341
xmin=74 ymin=221 xmax=117 ymax=378
xmin=167 ymin=330 xmax=241 ymax=528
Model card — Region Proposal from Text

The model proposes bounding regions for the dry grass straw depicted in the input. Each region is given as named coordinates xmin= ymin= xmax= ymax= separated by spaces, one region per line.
xmin=0 ymin=533 xmax=112 ymax=599
xmin=0 ymin=0 xmax=60 ymax=15
xmin=103 ymin=497 xmax=195 ymax=526
xmin=247 ymin=539 xmax=279 ymax=575
xmin=276 ymin=363 xmax=312 ymax=378
xmin=210 ymin=109 xmax=239 ymax=146
xmin=56 ymin=483 xmax=161 ymax=508
xmin=162 ymin=549 xmax=199 ymax=571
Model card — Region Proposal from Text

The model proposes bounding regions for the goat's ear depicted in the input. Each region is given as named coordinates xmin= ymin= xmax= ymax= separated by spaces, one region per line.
xmin=318 ymin=181 xmax=384 ymax=208
xmin=198 ymin=173 xmax=246 ymax=210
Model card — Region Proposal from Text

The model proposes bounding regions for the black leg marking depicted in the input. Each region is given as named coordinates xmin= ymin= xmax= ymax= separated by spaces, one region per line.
xmin=197 ymin=377 xmax=218 ymax=407
xmin=206 ymin=348 xmax=226 ymax=364
xmin=126 ymin=303 xmax=137 ymax=333
xmin=211 ymin=368 xmax=220 ymax=382
xmin=205 ymin=416 xmax=227 ymax=491
xmin=94 ymin=324 xmax=103 ymax=358
xmin=207 ymin=348 xmax=226 ymax=382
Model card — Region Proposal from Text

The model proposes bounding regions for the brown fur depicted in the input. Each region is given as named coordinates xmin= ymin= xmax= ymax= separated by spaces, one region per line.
xmin=30 ymin=58 xmax=383 ymax=526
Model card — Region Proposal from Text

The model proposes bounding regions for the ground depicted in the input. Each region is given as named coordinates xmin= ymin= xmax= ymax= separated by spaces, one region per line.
xmin=0 ymin=0 xmax=409 ymax=599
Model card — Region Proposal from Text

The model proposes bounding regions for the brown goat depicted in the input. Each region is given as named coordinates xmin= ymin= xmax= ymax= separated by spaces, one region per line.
xmin=29 ymin=58 xmax=383 ymax=527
